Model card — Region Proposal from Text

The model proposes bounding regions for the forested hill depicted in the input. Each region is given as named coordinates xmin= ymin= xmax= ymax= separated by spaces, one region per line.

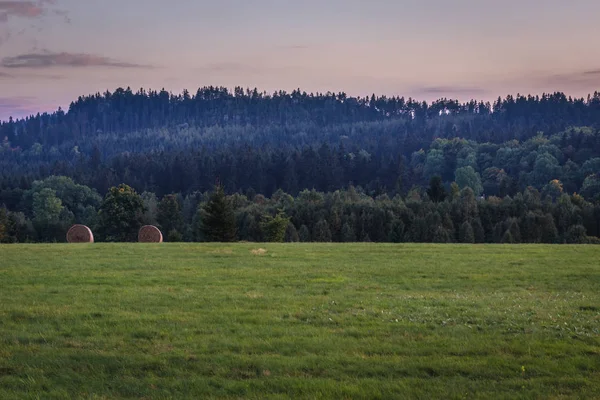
xmin=3 ymin=87 xmax=600 ymax=148
xmin=1 ymin=87 xmax=600 ymax=201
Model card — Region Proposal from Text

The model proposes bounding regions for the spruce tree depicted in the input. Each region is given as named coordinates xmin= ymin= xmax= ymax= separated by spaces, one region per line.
xmin=472 ymin=218 xmax=486 ymax=243
xmin=313 ymin=219 xmax=332 ymax=242
xmin=427 ymin=176 xmax=446 ymax=203
xmin=0 ymin=206 xmax=8 ymax=242
xmin=284 ymin=222 xmax=300 ymax=242
xmin=298 ymin=225 xmax=311 ymax=242
xmin=507 ymin=218 xmax=522 ymax=243
xmin=388 ymin=219 xmax=405 ymax=243
xmin=501 ymin=230 xmax=514 ymax=244
xmin=459 ymin=221 xmax=475 ymax=243
xmin=199 ymin=184 xmax=237 ymax=242
xmin=157 ymin=194 xmax=184 ymax=235
xmin=540 ymin=214 xmax=559 ymax=243
xmin=341 ymin=222 xmax=357 ymax=242
xmin=260 ymin=211 xmax=290 ymax=242
xmin=433 ymin=225 xmax=451 ymax=243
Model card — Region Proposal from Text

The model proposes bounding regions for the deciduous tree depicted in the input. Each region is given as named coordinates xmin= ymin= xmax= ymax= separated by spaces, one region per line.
xmin=97 ymin=184 xmax=146 ymax=242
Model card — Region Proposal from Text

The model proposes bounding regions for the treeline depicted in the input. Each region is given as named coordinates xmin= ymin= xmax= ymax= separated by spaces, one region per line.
xmin=1 ymin=176 xmax=599 ymax=244
xmin=3 ymin=88 xmax=600 ymax=150
xmin=1 ymin=87 xmax=600 ymax=244
xmin=1 ymin=88 xmax=600 ymax=200
xmin=2 ymin=127 xmax=600 ymax=201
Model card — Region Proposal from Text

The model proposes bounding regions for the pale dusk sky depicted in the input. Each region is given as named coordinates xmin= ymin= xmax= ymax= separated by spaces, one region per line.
xmin=1 ymin=0 xmax=599 ymax=119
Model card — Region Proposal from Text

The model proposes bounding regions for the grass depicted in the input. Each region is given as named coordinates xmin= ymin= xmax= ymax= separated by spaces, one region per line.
xmin=0 ymin=243 xmax=599 ymax=399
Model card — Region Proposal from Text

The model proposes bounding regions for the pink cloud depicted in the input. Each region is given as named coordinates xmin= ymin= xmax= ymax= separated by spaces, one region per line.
xmin=2 ymin=51 xmax=153 ymax=69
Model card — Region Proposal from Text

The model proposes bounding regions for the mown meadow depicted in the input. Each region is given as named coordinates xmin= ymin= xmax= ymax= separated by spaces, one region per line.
xmin=0 ymin=244 xmax=599 ymax=399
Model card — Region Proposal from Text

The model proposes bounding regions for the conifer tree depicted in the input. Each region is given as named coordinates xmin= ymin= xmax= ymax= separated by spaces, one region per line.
xmin=341 ymin=222 xmax=357 ymax=242
xmin=157 ymin=194 xmax=184 ymax=235
xmin=459 ymin=221 xmax=475 ymax=243
xmin=313 ymin=219 xmax=332 ymax=242
xmin=284 ymin=222 xmax=300 ymax=242
xmin=298 ymin=225 xmax=311 ymax=242
xmin=199 ymin=184 xmax=237 ymax=242
xmin=0 ymin=206 xmax=8 ymax=242
xmin=260 ymin=211 xmax=290 ymax=242
xmin=427 ymin=176 xmax=446 ymax=203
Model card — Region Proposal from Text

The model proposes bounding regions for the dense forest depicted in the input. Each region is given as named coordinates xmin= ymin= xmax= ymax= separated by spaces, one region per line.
xmin=1 ymin=87 xmax=600 ymax=243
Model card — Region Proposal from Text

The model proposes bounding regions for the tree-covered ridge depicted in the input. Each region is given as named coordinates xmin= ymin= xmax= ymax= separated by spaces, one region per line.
xmin=1 ymin=124 xmax=599 ymax=201
xmin=2 ymin=87 xmax=600 ymax=150
xmin=0 ymin=87 xmax=600 ymax=242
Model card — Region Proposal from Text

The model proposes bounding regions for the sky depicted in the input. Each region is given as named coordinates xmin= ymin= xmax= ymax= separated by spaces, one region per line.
xmin=1 ymin=0 xmax=600 ymax=119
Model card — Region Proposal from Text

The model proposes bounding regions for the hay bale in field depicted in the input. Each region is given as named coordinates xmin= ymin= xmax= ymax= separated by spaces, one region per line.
xmin=138 ymin=225 xmax=163 ymax=243
xmin=250 ymin=248 xmax=267 ymax=255
xmin=67 ymin=225 xmax=94 ymax=243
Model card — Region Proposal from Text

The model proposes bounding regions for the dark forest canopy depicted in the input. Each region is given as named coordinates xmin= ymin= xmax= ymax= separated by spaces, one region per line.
xmin=0 ymin=86 xmax=600 ymax=244
xmin=2 ymin=86 xmax=600 ymax=149
xmin=1 ymin=178 xmax=599 ymax=245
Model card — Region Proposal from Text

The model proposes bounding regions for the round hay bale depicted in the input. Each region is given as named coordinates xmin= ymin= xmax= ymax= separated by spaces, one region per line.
xmin=67 ymin=224 xmax=94 ymax=243
xmin=138 ymin=225 xmax=163 ymax=243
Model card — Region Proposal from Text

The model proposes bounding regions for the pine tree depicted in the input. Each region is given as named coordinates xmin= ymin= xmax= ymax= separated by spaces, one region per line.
xmin=0 ymin=206 xmax=8 ymax=242
xmin=167 ymin=229 xmax=183 ymax=242
xmin=472 ymin=218 xmax=485 ymax=243
xmin=459 ymin=221 xmax=475 ymax=243
xmin=341 ymin=222 xmax=357 ymax=242
xmin=157 ymin=194 xmax=184 ymax=234
xmin=507 ymin=218 xmax=522 ymax=243
xmin=427 ymin=176 xmax=446 ymax=203
xmin=540 ymin=213 xmax=559 ymax=243
xmin=313 ymin=219 xmax=332 ymax=242
xmin=388 ymin=219 xmax=405 ymax=243
xmin=501 ymin=230 xmax=514 ymax=244
xmin=284 ymin=222 xmax=300 ymax=242
xmin=198 ymin=184 xmax=237 ymax=242
xmin=298 ymin=225 xmax=311 ymax=242
xmin=432 ymin=225 xmax=451 ymax=243
xmin=260 ymin=211 xmax=290 ymax=242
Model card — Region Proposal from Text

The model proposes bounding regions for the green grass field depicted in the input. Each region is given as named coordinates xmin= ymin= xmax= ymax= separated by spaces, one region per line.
xmin=0 ymin=244 xmax=599 ymax=399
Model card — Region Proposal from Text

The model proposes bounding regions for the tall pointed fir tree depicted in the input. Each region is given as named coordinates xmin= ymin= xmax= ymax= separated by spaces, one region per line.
xmin=198 ymin=184 xmax=237 ymax=242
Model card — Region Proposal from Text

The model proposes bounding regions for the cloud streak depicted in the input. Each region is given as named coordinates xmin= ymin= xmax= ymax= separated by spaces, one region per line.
xmin=536 ymin=68 xmax=600 ymax=90
xmin=414 ymin=85 xmax=488 ymax=96
xmin=583 ymin=69 xmax=600 ymax=76
xmin=276 ymin=44 xmax=310 ymax=50
xmin=2 ymin=51 xmax=153 ymax=69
